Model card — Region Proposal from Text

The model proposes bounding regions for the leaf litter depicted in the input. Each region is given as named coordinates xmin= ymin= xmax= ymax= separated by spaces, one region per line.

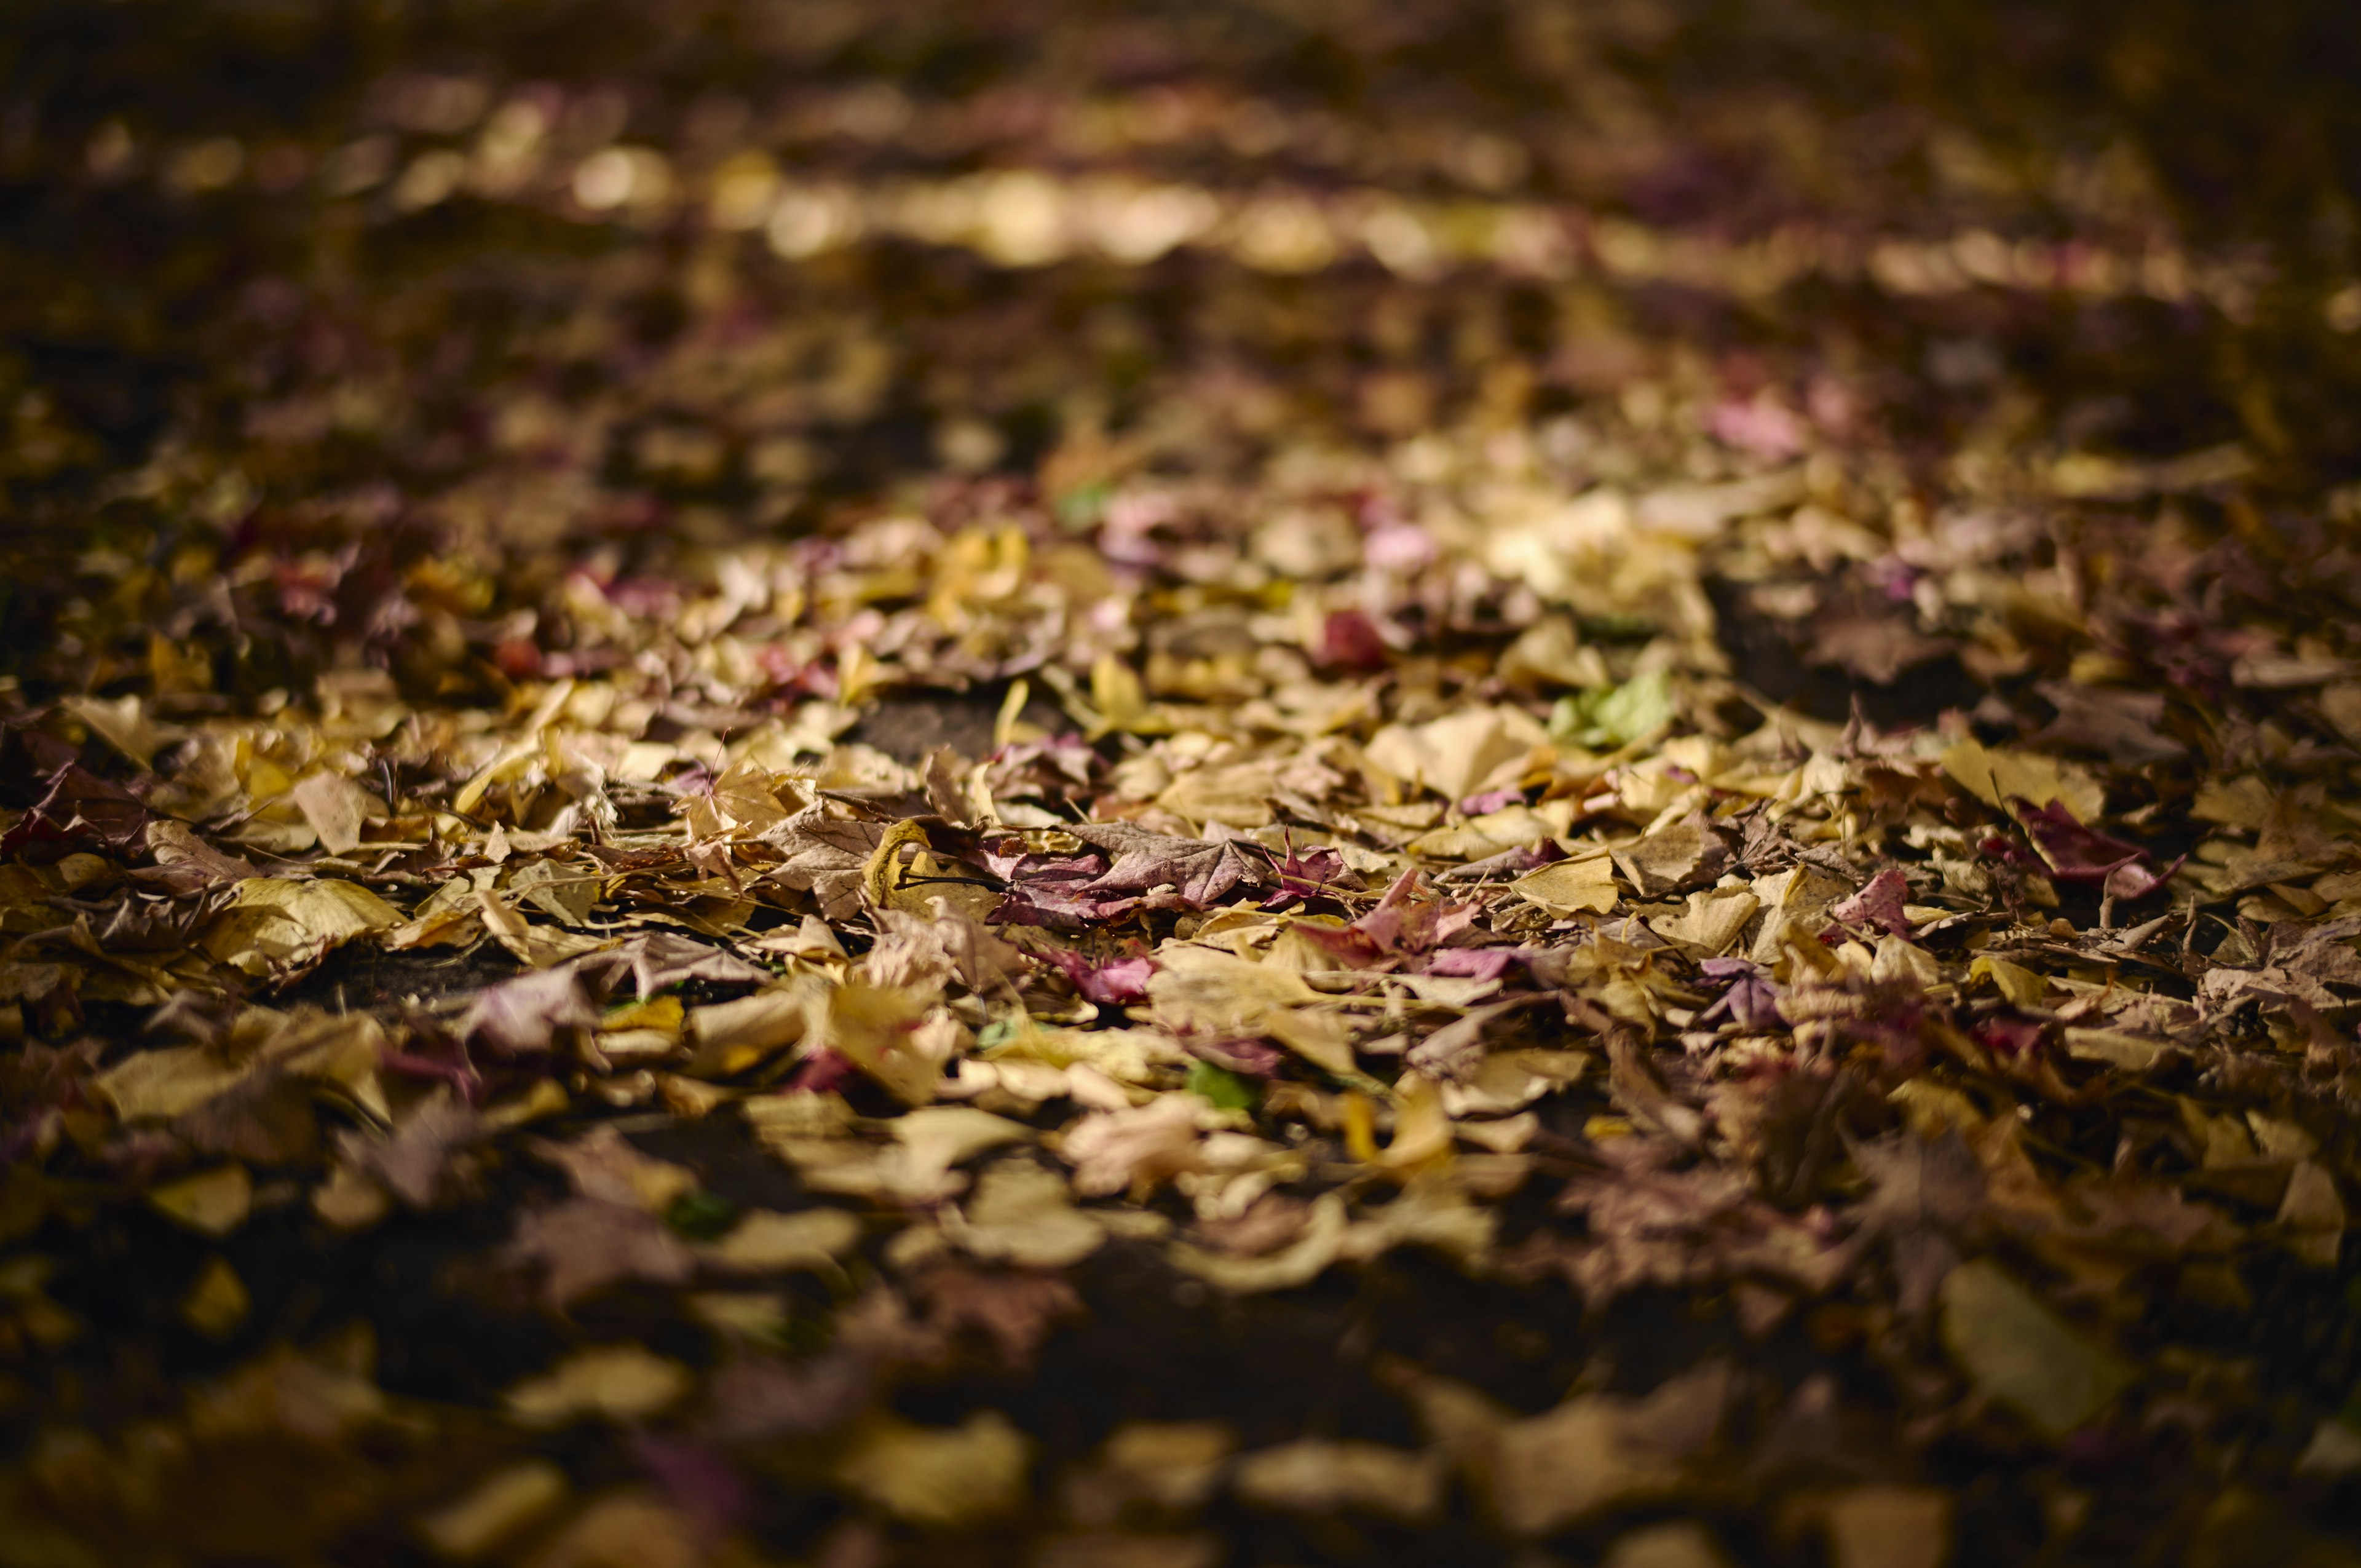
xmin=6 ymin=4 xmax=2361 ymax=1566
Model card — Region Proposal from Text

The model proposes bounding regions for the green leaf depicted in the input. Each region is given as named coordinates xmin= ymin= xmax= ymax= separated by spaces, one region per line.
xmin=1187 ymin=1059 xmax=1260 ymax=1112
xmin=663 ymin=1189 xmax=739 ymax=1241
xmin=1056 ymin=483 xmax=1112 ymax=531
xmin=1548 ymin=669 xmax=1675 ymax=750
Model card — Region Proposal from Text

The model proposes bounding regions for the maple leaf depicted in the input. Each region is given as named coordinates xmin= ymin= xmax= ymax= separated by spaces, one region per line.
xmin=1065 ymin=821 xmax=1266 ymax=909
xmin=1263 ymin=839 xmax=1358 ymax=910
xmin=575 ymin=931 xmax=773 ymax=997
xmin=1698 ymin=957 xmax=1784 ymax=1031
xmin=761 ymin=809 xmax=887 ymax=920
xmin=1042 ymin=948 xmax=1155 ymax=1005
xmin=0 ymin=725 xmax=152 ymax=855
xmin=1828 ymin=867 xmax=1913 ymax=936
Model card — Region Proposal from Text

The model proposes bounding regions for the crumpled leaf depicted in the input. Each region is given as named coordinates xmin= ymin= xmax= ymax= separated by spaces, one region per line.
xmin=143 ymin=820 xmax=259 ymax=892
xmin=507 ymin=1197 xmax=697 ymax=1309
xmin=2031 ymin=680 xmax=2186 ymax=765
xmin=1066 ymin=821 xmax=1266 ymax=911
xmin=204 ymin=877 xmax=401 ymax=973
xmin=1061 ymin=1093 xmax=1203 ymax=1197
xmin=684 ymin=984 xmax=812 ymax=1078
xmin=1829 ymin=868 xmax=1912 ymax=936
xmin=290 ymin=772 xmax=374 ymax=856
xmin=1168 ymin=1191 xmax=1348 ymax=1293
xmin=534 ymin=1124 xmax=698 ymax=1212
xmin=812 ymin=976 xmax=954 ymax=1104
xmin=762 ymin=810 xmax=887 ymax=921
xmin=1146 ymin=945 xmax=1355 ymax=1077
xmin=1614 ymin=814 xmax=1725 ymax=898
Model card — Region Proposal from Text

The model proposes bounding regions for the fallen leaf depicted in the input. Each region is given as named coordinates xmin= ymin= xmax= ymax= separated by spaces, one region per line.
xmin=701 ymin=1206 xmax=864 ymax=1273
xmin=1940 ymin=738 xmax=2104 ymax=824
xmin=1230 ymin=1439 xmax=1441 ymax=1522
xmin=413 ymin=1462 xmax=571 ymax=1562
xmin=1513 ymin=855 xmax=1621 ymax=916
xmin=1938 ymin=1259 xmax=2132 ymax=1438
xmin=148 ymin=1164 xmax=254 ymax=1237
xmin=1816 ymin=1486 xmax=1952 ymax=1568
xmin=832 ymin=1410 xmax=1032 ymax=1526
xmin=951 ymin=1160 xmax=1106 ymax=1269
xmin=505 ymin=1345 xmax=692 ymax=1427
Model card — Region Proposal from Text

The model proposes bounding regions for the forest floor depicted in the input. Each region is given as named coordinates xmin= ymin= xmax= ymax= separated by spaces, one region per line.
xmin=6 ymin=3 xmax=2361 ymax=1565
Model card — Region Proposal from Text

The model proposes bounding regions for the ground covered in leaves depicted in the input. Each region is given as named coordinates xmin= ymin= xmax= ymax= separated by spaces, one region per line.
xmin=9 ymin=2 xmax=2361 ymax=1565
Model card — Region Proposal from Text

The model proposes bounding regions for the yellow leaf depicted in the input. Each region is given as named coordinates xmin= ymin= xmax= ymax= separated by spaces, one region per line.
xmin=1513 ymin=856 xmax=1620 ymax=916
xmin=1940 ymin=738 xmax=2103 ymax=823
xmin=1156 ymin=762 xmax=1278 ymax=830
xmin=413 ymin=1462 xmax=569 ymax=1563
xmin=1364 ymin=707 xmax=1548 ymax=804
xmin=182 ymin=1255 xmax=250 ymax=1337
xmin=504 ymin=1346 xmax=690 ymax=1428
xmin=1088 ymin=652 xmax=1171 ymax=738
xmin=700 ymin=1206 xmax=864 ymax=1274
xmin=205 ymin=876 xmax=401 ymax=973
xmin=1148 ymin=945 xmax=1356 ymax=1077
xmin=863 ymin=820 xmax=932 ymax=911
xmin=833 ymin=1409 xmax=1032 ymax=1527
xmin=1968 ymin=954 xmax=2047 ymax=1005
xmin=1648 ymin=889 xmax=1760 ymax=954
xmin=817 ymin=976 xmax=948 ymax=1105
xmin=98 ymin=1046 xmax=250 ymax=1122
xmin=290 ymin=772 xmax=371 ymax=855
xmin=684 ymin=985 xmax=810 ymax=1078
xmin=951 ymin=1160 xmax=1106 ymax=1269
xmin=61 ymin=692 xmax=181 ymax=770
xmin=149 ymin=1165 xmax=253 ymax=1237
